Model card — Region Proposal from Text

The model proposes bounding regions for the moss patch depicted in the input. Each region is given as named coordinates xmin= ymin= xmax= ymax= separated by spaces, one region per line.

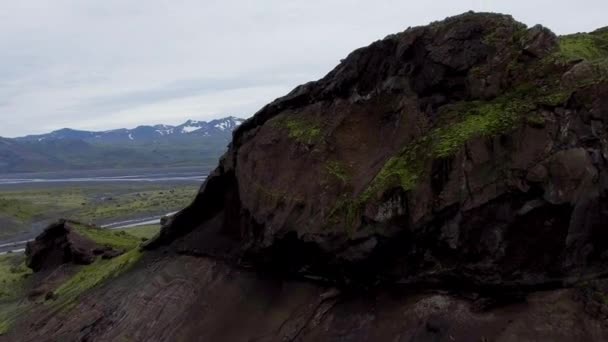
xmin=274 ymin=115 xmax=323 ymax=144
xmin=328 ymin=79 xmax=575 ymax=233
xmin=327 ymin=195 xmax=361 ymax=235
xmin=326 ymin=161 xmax=350 ymax=184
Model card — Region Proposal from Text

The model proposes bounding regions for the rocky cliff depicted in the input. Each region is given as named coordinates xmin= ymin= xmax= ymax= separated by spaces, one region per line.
xmin=150 ymin=12 xmax=608 ymax=290
xmin=7 ymin=12 xmax=608 ymax=341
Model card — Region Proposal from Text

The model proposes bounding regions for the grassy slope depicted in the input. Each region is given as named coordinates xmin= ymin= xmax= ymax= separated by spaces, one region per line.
xmin=0 ymin=254 xmax=31 ymax=334
xmin=115 ymin=224 xmax=160 ymax=240
xmin=0 ymin=224 xmax=155 ymax=334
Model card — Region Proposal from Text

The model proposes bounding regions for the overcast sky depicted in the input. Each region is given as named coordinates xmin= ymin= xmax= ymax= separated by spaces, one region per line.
xmin=1 ymin=1 xmax=606 ymax=137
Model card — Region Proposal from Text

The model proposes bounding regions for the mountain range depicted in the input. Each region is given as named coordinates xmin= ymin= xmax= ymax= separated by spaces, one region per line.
xmin=0 ymin=116 xmax=245 ymax=173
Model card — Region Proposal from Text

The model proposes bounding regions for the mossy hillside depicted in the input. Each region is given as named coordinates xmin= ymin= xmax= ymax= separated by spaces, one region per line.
xmin=0 ymin=249 xmax=142 ymax=336
xmin=115 ymin=224 xmax=160 ymax=241
xmin=0 ymin=225 xmax=149 ymax=335
xmin=557 ymin=29 xmax=608 ymax=62
xmin=70 ymin=223 xmax=142 ymax=250
xmin=0 ymin=254 xmax=31 ymax=300
xmin=0 ymin=254 xmax=33 ymax=335
xmin=0 ymin=301 xmax=26 ymax=336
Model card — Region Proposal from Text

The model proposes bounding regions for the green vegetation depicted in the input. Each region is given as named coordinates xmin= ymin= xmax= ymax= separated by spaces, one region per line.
xmin=0 ymin=189 xmax=86 ymax=239
xmin=326 ymin=161 xmax=350 ymax=184
xmin=116 ymin=224 xmax=160 ymax=240
xmin=55 ymin=248 xmax=142 ymax=300
xmin=272 ymin=115 xmax=323 ymax=144
xmin=432 ymin=98 xmax=533 ymax=157
xmin=285 ymin=117 xmax=322 ymax=144
xmin=0 ymin=184 xmax=197 ymax=240
xmin=558 ymin=31 xmax=608 ymax=62
xmin=71 ymin=223 xmax=141 ymax=250
xmin=327 ymin=195 xmax=362 ymax=235
xmin=0 ymin=225 xmax=148 ymax=334
xmin=0 ymin=198 xmax=48 ymax=222
xmin=361 ymin=86 xmax=552 ymax=203
xmin=0 ymin=185 xmax=177 ymax=334
xmin=73 ymin=186 xmax=196 ymax=223
xmin=0 ymin=254 xmax=33 ymax=335
xmin=330 ymin=71 xmax=577 ymax=232
xmin=0 ymin=254 xmax=31 ymax=300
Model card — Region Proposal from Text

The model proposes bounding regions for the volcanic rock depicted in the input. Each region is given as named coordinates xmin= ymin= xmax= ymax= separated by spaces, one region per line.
xmin=147 ymin=12 xmax=608 ymax=291
xmin=25 ymin=219 xmax=123 ymax=272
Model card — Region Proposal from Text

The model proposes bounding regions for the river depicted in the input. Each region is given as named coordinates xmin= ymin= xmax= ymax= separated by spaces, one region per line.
xmin=0 ymin=211 xmax=177 ymax=255
xmin=0 ymin=167 xmax=206 ymax=186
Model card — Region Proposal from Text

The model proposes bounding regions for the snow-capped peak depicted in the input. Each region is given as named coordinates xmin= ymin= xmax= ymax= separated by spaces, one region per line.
xmin=15 ymin=116 xmax=246 ymax=142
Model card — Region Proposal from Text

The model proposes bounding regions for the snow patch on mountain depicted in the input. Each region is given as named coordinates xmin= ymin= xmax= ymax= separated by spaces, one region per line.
xmin=181 ymin=126 xmax=200 ymax=133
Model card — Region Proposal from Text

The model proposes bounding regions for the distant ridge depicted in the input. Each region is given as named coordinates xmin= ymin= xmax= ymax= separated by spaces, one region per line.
xmin=0 ymin=116 xmax=245 ymax=173
xmin=15 ymin=116 xmax=245 ymax=144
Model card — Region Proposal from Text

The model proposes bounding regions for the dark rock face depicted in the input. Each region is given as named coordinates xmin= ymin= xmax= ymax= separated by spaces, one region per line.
xmin=25 ymin=220 xmax=121 ymax=272
xmin=148 ymin=12 xmax=608 ymax=291
xmin=10 ymin=12 xmax=608 ymax=342
xmin=11 ymin=255 xmax=608 ymax=342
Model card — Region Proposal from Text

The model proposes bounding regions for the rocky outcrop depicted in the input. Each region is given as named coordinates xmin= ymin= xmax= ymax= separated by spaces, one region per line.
xmin=147 ymin=12 xmax=608 ymax=291
xmin=9 ymin=12 xmax=608 ymax=342
xmin=25 ymin=219 xmax=123 ymax=272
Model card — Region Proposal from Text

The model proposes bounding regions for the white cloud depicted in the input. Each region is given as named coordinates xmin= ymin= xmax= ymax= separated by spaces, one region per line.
xmin=0 ymin=0 xmax=606 ymax=136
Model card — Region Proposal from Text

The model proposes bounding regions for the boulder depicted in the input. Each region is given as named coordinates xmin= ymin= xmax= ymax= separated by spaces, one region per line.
xmin=25 ymin=219 xmax=123 ymax=272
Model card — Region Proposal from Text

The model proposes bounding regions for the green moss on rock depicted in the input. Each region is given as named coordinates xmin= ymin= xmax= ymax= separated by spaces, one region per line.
xmin=326 ymin=161 xmax=350 ymax=184
xmin=328 ymin=80 xmax=575 ymax=233
xmin=274 ymin=115 xmax=323 ymax=144
xmin=364 ymin=88 xmax=545 ymax=199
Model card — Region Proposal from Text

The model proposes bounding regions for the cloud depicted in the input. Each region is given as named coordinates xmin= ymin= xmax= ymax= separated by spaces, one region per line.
xmin=0 ymin=0 xmax=606 ymax=136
